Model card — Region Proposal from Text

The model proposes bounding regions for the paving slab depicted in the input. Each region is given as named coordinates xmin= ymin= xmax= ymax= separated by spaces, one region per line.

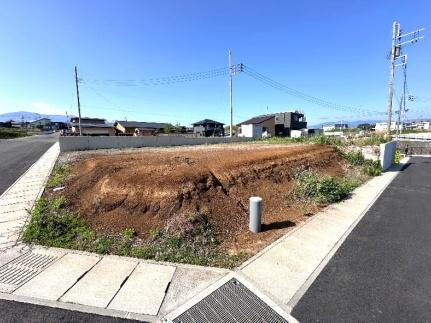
xmin=14 ymin=253 xmax=100 ymax=301
xmin=108 ymin=262 xmax=176 ymax=315
xmin=60 ymin=256 xmax=137 ymax=308
xmin=0 ymin=210 xmax=29 ymax=223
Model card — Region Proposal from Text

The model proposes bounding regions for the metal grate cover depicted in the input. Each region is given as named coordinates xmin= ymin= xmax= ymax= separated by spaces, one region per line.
xmin=173 ymin=278 xmax=288 ymax=323
xmin=0 ymin=250 xmax=61 ymax=293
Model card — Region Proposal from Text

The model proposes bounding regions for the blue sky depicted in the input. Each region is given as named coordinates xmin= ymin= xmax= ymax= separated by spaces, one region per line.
xmin=0 ymin=0 xmax=429 ymax=126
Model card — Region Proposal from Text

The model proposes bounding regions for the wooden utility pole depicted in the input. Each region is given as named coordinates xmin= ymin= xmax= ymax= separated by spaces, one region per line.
xmin=74 ymin=66 xmax=82 ymax=136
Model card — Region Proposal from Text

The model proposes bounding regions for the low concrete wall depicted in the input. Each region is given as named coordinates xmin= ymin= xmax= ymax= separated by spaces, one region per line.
xmin=397 ymin=140 xmax=431 ymax=155
xmin=379 ymin=140 xmax=397 ymax=171
xmin=59 ymin=136 xmax=254 ymax=152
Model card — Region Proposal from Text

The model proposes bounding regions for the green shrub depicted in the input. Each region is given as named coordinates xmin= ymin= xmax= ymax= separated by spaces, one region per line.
xmin=317 ymin=176 xmax=351 ymax=203
xmin=343 ymin=151 xmax=365 ymax=166
xmin=294 ymin=171 xmax=354 ymax=204
xmin=362 ymin=160 xmax=382 ymax=176
xmin=295 ymin=170 xmax=319 ymax=198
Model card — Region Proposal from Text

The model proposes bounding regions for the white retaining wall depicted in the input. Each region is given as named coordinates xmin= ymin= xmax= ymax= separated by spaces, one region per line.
xmin=59 ymin=136 xmax=254 ymax=152
xmin=379 ymin=140 xmax=397 ymax=171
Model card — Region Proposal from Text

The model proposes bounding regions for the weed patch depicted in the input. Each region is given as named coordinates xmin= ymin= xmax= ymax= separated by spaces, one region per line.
xmin=294 ymin=170 xmax=359 ymax=204
xmin=343 ymin=151 xmax=365 ymax=166
xmin=46 ymin=164 xmax=70 ymax=188
xmin=256 ymin=135 xmax=343 ymax=147
xmin=362 ymin=160 xmax=382 ymax=176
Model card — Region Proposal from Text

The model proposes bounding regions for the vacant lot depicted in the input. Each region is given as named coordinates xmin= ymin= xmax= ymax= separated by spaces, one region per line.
xmin=59 ymin=144 xmax=348 ymax=254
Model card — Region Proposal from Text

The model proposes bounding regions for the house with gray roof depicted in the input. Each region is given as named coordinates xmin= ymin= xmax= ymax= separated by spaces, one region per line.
xmin=114 ymin=120 xmax=169 ymax=136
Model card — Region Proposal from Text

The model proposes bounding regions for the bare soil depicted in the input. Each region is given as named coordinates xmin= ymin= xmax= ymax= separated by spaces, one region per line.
xmin=62 ymin=144 xmax=348 ymax=254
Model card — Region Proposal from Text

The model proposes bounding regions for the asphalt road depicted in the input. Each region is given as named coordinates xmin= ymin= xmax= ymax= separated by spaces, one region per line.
xmin=0 ymin=134 xmax=58 ymax=195
xmin=0 ymin=299 xmax=143 ymax=323
xmin=292 ymin=157 xmax=431 ymax=322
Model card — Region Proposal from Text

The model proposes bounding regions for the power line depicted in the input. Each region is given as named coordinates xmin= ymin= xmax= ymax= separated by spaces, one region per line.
xmin=242 ymin=65 xmax=385 ymax=117
xmin=81 ymin=66 xmax=235 ymax=87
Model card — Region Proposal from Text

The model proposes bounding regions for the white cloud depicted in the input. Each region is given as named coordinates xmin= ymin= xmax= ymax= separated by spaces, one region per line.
xmin=31 ymin=101 xmax=65 ymax=116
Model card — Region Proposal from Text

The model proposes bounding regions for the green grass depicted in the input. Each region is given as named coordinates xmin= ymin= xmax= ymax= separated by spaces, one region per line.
xmin=256 ymin=135 xmax=343 ymax=147
xmin=23 ymin=197 xmax=249 ymax=268
xmin=46 ymin=164 xmax=70 ymax=188
xmin=0 ymin=127 xmax=29 ymax=139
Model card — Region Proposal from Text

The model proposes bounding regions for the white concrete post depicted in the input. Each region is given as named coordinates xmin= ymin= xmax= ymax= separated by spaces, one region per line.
xmin=249 ymin=197 xmax=262 ymax=233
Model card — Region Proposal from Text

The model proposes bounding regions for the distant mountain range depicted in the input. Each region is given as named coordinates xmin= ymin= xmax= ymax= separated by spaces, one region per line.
xmin=0 ymin=111 xmax=68 ymax=123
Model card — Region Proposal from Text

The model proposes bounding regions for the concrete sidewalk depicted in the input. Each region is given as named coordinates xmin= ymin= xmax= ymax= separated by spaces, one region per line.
xmin=0 ymin=144 xmax=409 ymax=322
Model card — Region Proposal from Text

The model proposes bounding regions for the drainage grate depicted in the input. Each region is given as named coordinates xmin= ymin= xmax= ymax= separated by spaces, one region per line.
xmin=173 ymin=278 xmax=289 ymax=323
xmin=0 ymin=250 xmax=61 ymax=293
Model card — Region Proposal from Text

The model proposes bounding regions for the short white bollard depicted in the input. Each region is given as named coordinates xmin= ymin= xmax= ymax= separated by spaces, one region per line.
xmin=249 ymin=196 xmax=262 ymax=233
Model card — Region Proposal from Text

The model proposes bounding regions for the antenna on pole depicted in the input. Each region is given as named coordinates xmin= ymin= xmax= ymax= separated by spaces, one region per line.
xmin=386 ymin=22 xmax=424 ymax=136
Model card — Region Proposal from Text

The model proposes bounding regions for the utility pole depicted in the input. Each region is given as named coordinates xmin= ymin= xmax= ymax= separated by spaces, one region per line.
xmin=386 ymin=21 xmax=424 ymax=137
xmin=396 ymin=55 xmax=407 ymax=138
xmin=228 ymin=50 xmax=233 ymax=138
xmin=386 ymin=21 xmax=400 ymax=137
xmin=74 ymin=66 xmax=82 ymax=136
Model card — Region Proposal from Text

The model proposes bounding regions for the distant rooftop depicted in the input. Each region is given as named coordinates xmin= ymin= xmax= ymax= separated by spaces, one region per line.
xmin=114 ymin=120 xmax=168 ymax=130
xmin=238 ymin=115 xmax=274 ymax=126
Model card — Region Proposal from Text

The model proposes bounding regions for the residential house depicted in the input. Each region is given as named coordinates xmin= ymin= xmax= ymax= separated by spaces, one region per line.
xmin=28 ymin=118 xmax=52 ymax=130
xmin=114 ymin=120 xmax=168 ymax=136
xmin=404 ymin=120 xmax=431 ymax=131
xmin=374 ymin=122 xmax=402 ymax=132
xmin=237 ymin=115 xmax=275 ymax=138
xmin=237 ymin=111 xmax=307 ymax=138
xmin=274 ymin=111 xmax=307 ymax=136
xmin=322 ymin=123 xmax=348 ymax=132
xmin=70 ymin=117 xmax=115 ymax=136
xmin=192 ymin=119 xmax=225 ymax=137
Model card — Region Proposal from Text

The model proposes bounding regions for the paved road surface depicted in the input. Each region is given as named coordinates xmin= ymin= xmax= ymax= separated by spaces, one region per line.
xmin=293 ymin=157 xmax=431 ymax=322
xmin=0 ymin=134 xmax=58 ymax=195
xmin=0 ymin=299 xmax=143 ymax=323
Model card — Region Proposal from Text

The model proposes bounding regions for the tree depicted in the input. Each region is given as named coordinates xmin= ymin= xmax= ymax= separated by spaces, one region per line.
xmin=163 ymin=123 xmax=174 ymax=134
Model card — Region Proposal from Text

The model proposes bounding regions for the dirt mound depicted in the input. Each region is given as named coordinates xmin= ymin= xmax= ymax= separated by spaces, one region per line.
xmin=63 ymin=144 xmax=347 ymax=253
